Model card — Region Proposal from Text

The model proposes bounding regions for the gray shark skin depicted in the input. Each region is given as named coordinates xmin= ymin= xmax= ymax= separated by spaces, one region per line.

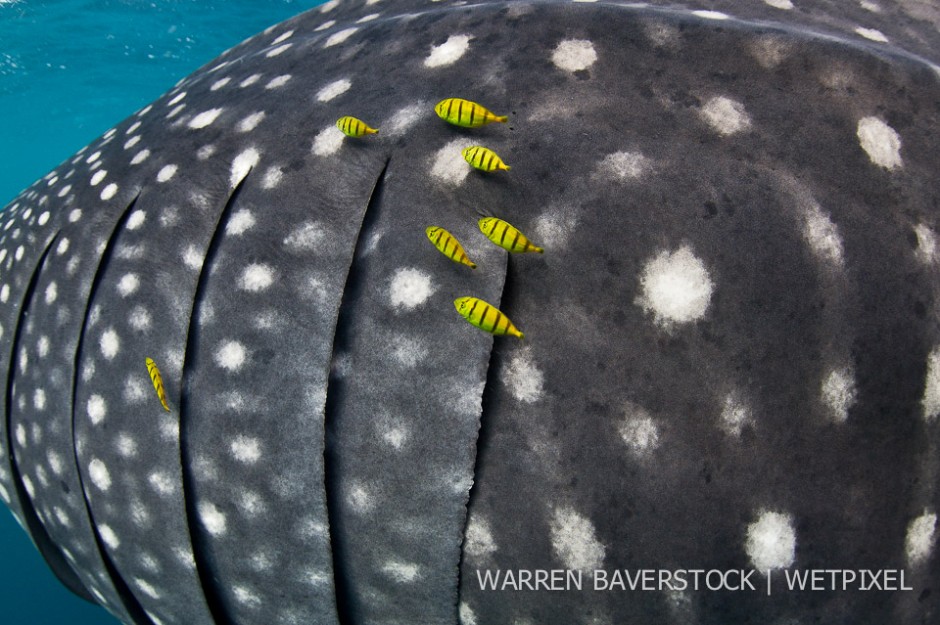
xmin=1 ymin=1 xmax=939 ymax=624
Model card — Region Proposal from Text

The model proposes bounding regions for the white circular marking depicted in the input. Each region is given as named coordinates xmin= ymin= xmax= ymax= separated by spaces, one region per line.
xmin=167 ymin=91 xmax=186 ymax=106
xmin=210 ymin=77 xmax=230 ymax=91
xmin=552 ymin=39 xmax=597 ymax=72
xmin=88 ymin=458 xmax=112 ymax=491
xmin=239 ymin=74 xmax=262 ymax=88
xmin=821 ymin=367 xmax=857 ymax=422
xmin=637 ymin=246 xmax=714 ymax=327
xmin=100 ymin=328 xmax=120 ymax=359
xmin=156 ymin=164 xmax=178 ymax=182
xmin=90 ymin=170 xmax=107 ymax=186
xmin=424 ymin=34 xmax=472 ymax=68
xmin=189 ymin=108 xmax=224 ymax=129
xmin=239 ymin=264 xmax=275 ymax=292
xmin=87 ymin=394 xmax=107 ymax=425
xmin=69 ymin=208 xmax=82 ymax=222
xmin=237 ymin=111 xmax=266 ymax=132
xmin=619 ymin=403 xmax=660 ymax=455
xmin=905 ymin=511 xmax=937 ymax=566
xmin=693 ymin=9 xmax=730 ymax=19
xmin=324 ymin=27 xmax=358 ymax=47
xmin=126 ymin=210 xmax=146 ymax=230
xmin=266 ymin=43 xmax=292 ymax=57
xmin=33 ymin=389 xmax=46 ymax=410
xmin=230 ymin=436 xmax=262 ymax=464
xmin=855 ymin=27 xmax=888 ymax=43
xmin=226 ymin=209 xmax=256 ymax=235
xmin=700 ymin=96 xmax=751 ymax=135
xmin=746 ymin=510 xmax=796 ymax=570
xmin=44 ymin=282 xmax=57 ymax=304
xmin=215 ymin=340 xmax=247 ymax=371
xmin=316 ymin=78 xmax=351 ymax=102
xmin=37 ymin=211 xmax=50 ymax=225
xmin=429 ymin=138 xmax=476 ymax=185
xmin=505 ymin=349 xmax=544 ymax=402
xmin=550 ymin=506 xmax=605 ymax=570
xmin=117 ymin=273 xmax=140 ymax=297
xmin=312 ymin=125 xmax=346 ymax=156
xmin=265 ymin=74 xmax=291 ymax=89
xmin=763 ymin=0 xmax=793 ymax=8
xmin=857 ymin=116 xmax=902 ymax=169
xmin=100 ymin=183 xmax=118 ymax=201
xmin=230 ymin=147 xmax=260 ymax=187
xmin=124 ymin=135 xmax=141 ymax=150
xmin=389 ymin=268 xmax=435 ymax=310
xmin=198 ymin=501 xmax=227 ymax=536
xmin=99 ymin=524 xmax=120 ymax=549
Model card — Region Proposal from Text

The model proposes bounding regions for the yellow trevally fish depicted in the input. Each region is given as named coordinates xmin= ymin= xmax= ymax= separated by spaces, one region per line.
xmin=145 ymin=357 xmax=170 ymax=412
xmin=336 ymin=116 xmax=379 ymax=138
xmin=426 ymin=226 xmax=477 ymax=269
xmin=454 ymin=296 xmax=524 ymax=339
xmin=434 ymin=98 xmax=508 ymax=128
xmin=462 ymin=146 xmax=510 ymax=172
xmin=478 ymin=217 xmax=544 ymax=253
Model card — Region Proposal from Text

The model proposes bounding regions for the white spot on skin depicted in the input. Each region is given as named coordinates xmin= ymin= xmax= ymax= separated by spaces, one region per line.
xmin=316 ymin=79 xmax=351 ymax=102
xmin=117 ymin=273 xmax=140 ymax=297
xmin=116 ymin=433 xmax=138 ymax=457
xmin=99 ymin=525 xmax=120 ymax=549
xmin=239 ymin=264 xmax=275 ymax=292
xmin=135 ymin=578 xmax=162 ymax=599
xmin=157 ymin=164 xmax=178 ymax=183
xmin=320 ymin=0 xmax=339 ymax=12
xmin=464 ymin=515 xmax=497 ymax=560
xmin=266 ymin=74 xmax=291 ymax=89
xmin=855 ymin=27 xmax=888 ymax=43
xmin=389 ymin=268 xmax=435 ymax=311
xmin=550 ymin=506 xmax=605 ymax=570
xmin=533 ymin=205 xmax=579 ymax=250
xmin=233 ymin=585 xmax=262 ymax=608
xmin=272 ymin=29 xmax=294 ymax=45
xmin=0 ymin=285 xmax=7 ymax=303
xmin=857 ymin=117 xmax=902 ymax=169
xmin=505 ymin=349 xmax=544 ymax=403
xmin=315 ymin=19 xmax=336 ymax=31
xmin=131 ymin=150 xmax=150 ymax=165
xmin=198 ymin=501 xmax=227 ymax=536
xmin=746 ymin=510 xmax=796 ymax=570
xmin=237 ymin=111 xmax=266 ymax=132
xmin=231 ymin=147 xmax=260 ymax=187
xmin=125 ymin=136 xmax=141 ymax=150
xmin=262 ymin=166 xmax=283 ymax=189
xmin=33 ymin=389 xmax=46 ymax=410
xmin=619 ymin=403 xmax=660 ymax=456
xmin=382 ymin=561 xmax=421 ymax=583
xmin=266 ymin=43 xmax=292 ymax=57
xmin=167 ymin=91 xmax=186 ymax=106
xmin=324 ymin=27 xmax=358 ymax=47
xmin=90 ymin=170 xmax=107 ymax=186
xmin=227 ymin=209 xmax=256 ymax=235
xmin=764 ymin=0 xmax=794 ymax=9
xmin=459 ymin=603 xmax=477 ymax=625
xmin=87 ymin=395 xmax=106 ymax=425
xmin=821 ymin=367 xmax=857 ymax=422
xmin=44 ymin=281 xmax=57 ymax=304
xmin=384 ymin=103 xmax=425 ymax=137
xmin=38 ymin=211 xmax=50 ymax=225
xmin=693 ymin=10 xmax=730 ymax=19
xmin=596 ymin=151 xmax=649 ymax=181
xmin=637 ymin=246 xmax=714 ymax=328
xmin=283 ymin=223 xmax=327 ymax=253
xmin=126 ymin=210 xmax=146 ymax=230
xmin=100 ymin=183 xmax=118 ymax=201
xmin=700 ymin=96 xmax=751 ymax=135
xmin=215 ymin=340 xmax=248 ymax=371
xmin=922 ymin=347 xmax=940 ymax=421
xmin=552 ymin=39 xmax=597 ymax=72
xmin=720 ymin=394 xmax=751 ymax=436
xmin=100 ymin=328 xmax=120 ymax=359
xmin=149 ymin=472 xmax=175 ymax=496
xmin=906 ymin=511 xmax=937 ymax=566
xmin=430 ymin=138 xmax=476 ymax=185
xmin=348 ymin=483 xmax=374 ymax=513
xmin=312 ymin=126 xmax=345 ymax=156
xmin=88 ymin=458 xmax=111 ymax=491
xmin=915 ymin=224 xmax=937 ymax=264
xmin=240 ymin=74 xmax=262 ymax=88
xmin=211 ymin=77 xmax=231 ymax=91
xmin=424 ymin=34 xmax=472 ymax=68
xmin=182 ymin=245 xmax=204 ymax=270
xmin=189 ymin=108 xmax=224 ymax=129
xmin=230 ymin=436 xmax=262 ymax=464
xmin=47 ymin=451 xmax=63 ymax=476
xmin=389 ymin=336 xmax=428 ymax=368
xmin=801 ymin=201 xmax=844 ymax=268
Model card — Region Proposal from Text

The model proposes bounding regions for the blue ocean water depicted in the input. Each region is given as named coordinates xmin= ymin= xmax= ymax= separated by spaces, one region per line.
xmin=0 ymin=1 xmax=323 ymax=622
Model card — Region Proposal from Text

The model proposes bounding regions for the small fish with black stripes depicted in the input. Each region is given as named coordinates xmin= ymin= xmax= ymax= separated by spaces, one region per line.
xmin=462 ymin=146 xmax=510 ymax=172
xmin=435 ymin=98 xmax=507 ymax=128
xmin=479 ymin=217 xmax=544 ymax=253
xmin=336 ymin=116 xmax=379 ymax=137
xmin=454 ymin=296 xmax=524 ymax=339
xmin=145 ymin=357 xmax=171 ymax=412
xmin=426 ymin=226 xmax=477 ymax=269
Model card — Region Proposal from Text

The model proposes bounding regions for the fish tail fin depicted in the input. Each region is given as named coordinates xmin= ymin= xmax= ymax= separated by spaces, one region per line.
xmin=501 ymin=164 xmax=511 ymax=171
xmin=495 ymin=115 xmax=508 ymax=123
xmin=367 ymin=128 xmax=379 ymax=134
xmin=534 ymin=246 xmax=544 ymax=254
xmin=468 ymin=262 xmax=477 ymax=269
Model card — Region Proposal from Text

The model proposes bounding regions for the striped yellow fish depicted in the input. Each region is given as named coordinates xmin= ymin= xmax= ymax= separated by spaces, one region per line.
xmin=454 ymin=297 xmax=524 ymax=339
xmin=426 ymin=226 xmax=477 ymax=269
xmin=462 ymin=146 xmax=510 ymax=172
xmin=145 ymin=357 xmax=170 ymax=412
xmin=336 ymin=116 xmax=379 ymax=137
xmin=478 ymin=217 xmax=544 ymax=253
xmin=434 ymin=98 xmax=507 ymax=128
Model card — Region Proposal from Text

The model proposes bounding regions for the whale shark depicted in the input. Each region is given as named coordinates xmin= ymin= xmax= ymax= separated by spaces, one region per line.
xmin=1 ymin=1 xmax=938 ymax=624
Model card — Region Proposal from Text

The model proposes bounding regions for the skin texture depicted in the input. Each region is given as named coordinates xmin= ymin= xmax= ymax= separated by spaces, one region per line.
xmin=1 ymin=1 xmax=939 ymax=624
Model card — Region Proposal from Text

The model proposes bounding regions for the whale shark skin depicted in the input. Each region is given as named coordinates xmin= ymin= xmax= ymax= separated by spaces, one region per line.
xmin=0 ymin=1 xmax=939 ymax=624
